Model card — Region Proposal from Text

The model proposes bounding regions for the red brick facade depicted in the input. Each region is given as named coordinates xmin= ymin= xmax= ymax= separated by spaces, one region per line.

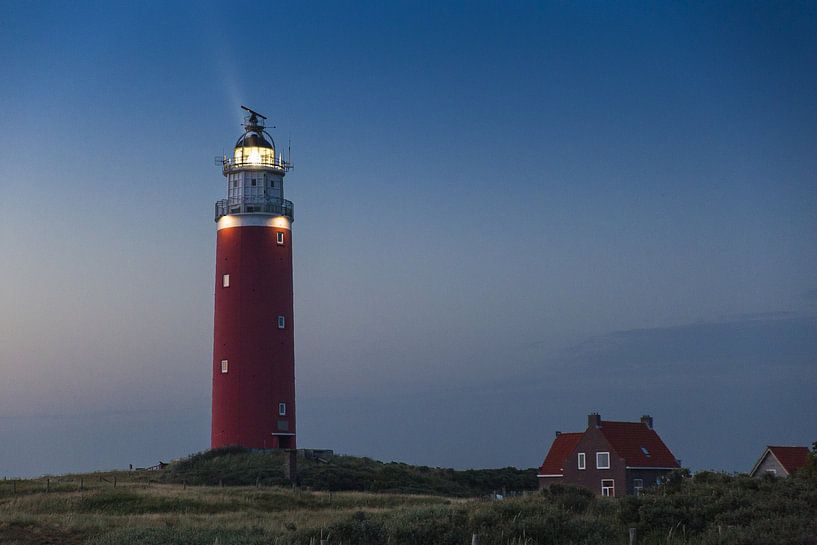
xmin=212 ymin=224 xmax=296 ymax=450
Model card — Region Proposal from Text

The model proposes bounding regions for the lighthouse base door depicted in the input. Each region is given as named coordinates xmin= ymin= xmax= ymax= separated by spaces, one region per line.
xmin=273 ymin=434 xmax=295 ymax=449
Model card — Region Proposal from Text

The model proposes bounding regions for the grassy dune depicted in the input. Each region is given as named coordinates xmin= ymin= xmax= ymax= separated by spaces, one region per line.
xmin=160 ymin=447 xmax=537 ymax=497
xmin=1 ymin=451 xmax=815 ymax=545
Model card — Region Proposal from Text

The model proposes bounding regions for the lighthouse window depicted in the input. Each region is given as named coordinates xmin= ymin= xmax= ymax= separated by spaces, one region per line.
xmin=221 ymin=360 xmax=228 ymax=373
xmin=277 ymin=232 xmax=285 ymax=245
xmin=251 ymin=179 xmax=256 ymax=186
xmin=279 ymin=402 xmax=287 ymax=416
xmin=222 ymin=274 xmax=230 ymax=288
xmin=277 ymin=315 xmax=286 ymax=329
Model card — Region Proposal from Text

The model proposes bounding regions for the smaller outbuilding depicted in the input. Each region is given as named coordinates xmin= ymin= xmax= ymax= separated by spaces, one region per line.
xmin=537 ymin=413 xmax=680 ymax=497
xmin=749 ymin=446 xmax=811 ymax=478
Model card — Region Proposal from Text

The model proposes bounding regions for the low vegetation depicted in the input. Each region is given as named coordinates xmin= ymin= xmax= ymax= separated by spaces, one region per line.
xmin=0 ymin=449 xmax=814 ymax=545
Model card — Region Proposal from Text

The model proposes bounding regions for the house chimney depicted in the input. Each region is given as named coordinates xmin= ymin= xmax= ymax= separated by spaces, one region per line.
xmin=641 ymin=415 xmax=653 ymax=429
xmin=588 ymin=413 xmax=601 ymax=428
xmin=555 ymin=430 xmax=561 ymax=436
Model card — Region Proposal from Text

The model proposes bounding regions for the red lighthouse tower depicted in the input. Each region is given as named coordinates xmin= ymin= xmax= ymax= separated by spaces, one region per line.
xmin=211 ymin=106 xmax=296 ymax=449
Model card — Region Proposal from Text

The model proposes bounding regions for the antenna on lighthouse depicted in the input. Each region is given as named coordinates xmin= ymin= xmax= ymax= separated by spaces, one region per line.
xmin=240 ymin=105 xmax=267 ymax=120
xmin=240 ymin=105 xmax=276 ymax=132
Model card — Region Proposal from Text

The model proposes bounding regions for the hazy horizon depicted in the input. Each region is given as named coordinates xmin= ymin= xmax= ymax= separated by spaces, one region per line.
xmin=1 ymin=1 xmax=815 ymax=478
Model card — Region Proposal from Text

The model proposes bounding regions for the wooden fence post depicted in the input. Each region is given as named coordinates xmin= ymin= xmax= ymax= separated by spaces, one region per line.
xmin=629 ymin=527 xmax=637 ymax=545
xmin=45 ymin=478 xmax=50 ymax=493
xmin=113 ymin=476 xmax=117 ymax=489
xmin=471 ymin=533 xmax=480 ymax=545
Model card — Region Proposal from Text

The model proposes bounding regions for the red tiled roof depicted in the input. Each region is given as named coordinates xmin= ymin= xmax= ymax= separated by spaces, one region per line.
xmin=539 ymin=432 xmax=583 ymax=475
xmin=768 ymin=446 xmax=810 ymax=474
xmin=598 ymin=421 xmax=679 ymax=468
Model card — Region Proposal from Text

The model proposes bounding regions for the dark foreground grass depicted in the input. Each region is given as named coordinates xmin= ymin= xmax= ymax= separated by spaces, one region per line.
xmin=81 ymin=472 xmax=817 ymax=545
xmin=2 ymin=451 xmax=816 ymax=545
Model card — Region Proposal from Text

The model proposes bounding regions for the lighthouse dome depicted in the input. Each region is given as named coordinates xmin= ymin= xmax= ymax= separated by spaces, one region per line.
xmin=235 ymin=131 xmax=275 ymax=150
xmin=233 ymin=127 xmax=276 ymax=167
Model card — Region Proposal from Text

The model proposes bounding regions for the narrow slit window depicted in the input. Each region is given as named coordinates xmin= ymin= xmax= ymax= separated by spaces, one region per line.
xmin=278 ymin=315 xmax=286 ymax=329
xmin=578 ymin=452 xmax=586 ymax=470
xmin=279 ymin=402 xmax=287 ymax=416
xmin=222 ymin=274 xmax=230 ymax=288
xmin=277 ymin=232 xmax=285 ymax=245
xmin=221 ymin=360 xmax=228 ymax=373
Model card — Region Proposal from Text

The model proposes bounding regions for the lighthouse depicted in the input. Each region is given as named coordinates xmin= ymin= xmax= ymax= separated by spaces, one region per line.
xmin=211 ymin=106 xmax=296 ymax=449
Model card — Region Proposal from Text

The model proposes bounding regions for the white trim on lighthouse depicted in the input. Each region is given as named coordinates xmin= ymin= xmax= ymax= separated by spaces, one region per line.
xmin=217 ymin=214 xmax=292 ymax=231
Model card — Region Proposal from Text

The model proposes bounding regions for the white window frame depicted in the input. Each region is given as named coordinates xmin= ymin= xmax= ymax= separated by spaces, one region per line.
xmin=596 ymin=452 xmax=610 ymax=469
xmin=601 ymin=479 xmax=615 ymax=497
xmin=578 ymin=452 xmax=586 ymax=470
xmin=276 ymin=231 xmax=285 ymax=245
xmin=220 ymin=359 xmax=228 ymax=374
xmin=277 ymin=315 xmax=286 ymax=329
xmin=279 ymin=402 xmax=287 ymax=416
xmin=633 ymin=478 xmax=643 ymax=496
xmin=222 ymin=274 xmax=230 ymax=288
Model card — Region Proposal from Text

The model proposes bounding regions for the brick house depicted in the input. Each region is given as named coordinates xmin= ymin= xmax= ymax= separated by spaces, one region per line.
xmin=749 ymin=446 xmax=811 ymax=478
xmin=537 ymin=413 xmax=680 ymax=497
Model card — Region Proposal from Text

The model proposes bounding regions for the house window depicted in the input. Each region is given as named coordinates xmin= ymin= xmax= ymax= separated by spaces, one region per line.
xmin=277 ymin=232 xmax=285 ymax=245
xmin=279 ymin=402 xmax=287 ymax=416
xmin=278 ymin=315 xmax=286 ymax=329
xmin=222 ymin=274 xmax=230 ymax=288
xmin=640 ymin=447 xmax=651 ymax=457
xmin=601 ymin=479 xmax=615 ymax=497
xmin=578 ymin=452 xmax=586 ymax=470
xmin=633 ymin=478 xmax=644 ymax=496
xmin=596 ymin=452 xmax=610 ymax=469
xmin=220 ymin=360 xmax=228 ymax=373
xmin=765 ymin=469 xmax=777 ymax=476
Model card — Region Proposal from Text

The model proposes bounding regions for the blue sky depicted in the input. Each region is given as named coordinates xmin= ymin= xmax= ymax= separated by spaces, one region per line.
xmin=0 ymin=1 xmax=815 ymax=477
